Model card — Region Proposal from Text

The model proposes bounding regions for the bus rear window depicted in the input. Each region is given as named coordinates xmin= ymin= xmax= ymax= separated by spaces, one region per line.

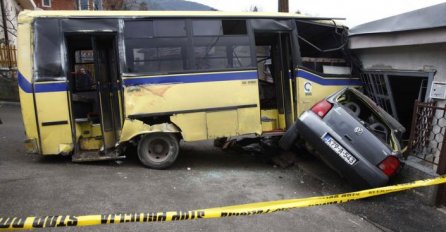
xmin=34 ymin=18 xmax=64 ymax=81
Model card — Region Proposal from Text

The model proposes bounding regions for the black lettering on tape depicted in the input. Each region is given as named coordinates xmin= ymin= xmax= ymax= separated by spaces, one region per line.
xmin=32 ymin=217 xmax=45 ymax=228
xmin=172 ymin=212 xmax=180 ymax=221
xmin=144 ymin=213 xmax=157 ymax=222
xmin=180 ymin=211 xmax=189 ymax=220
xmin=67 ymin=216 xmax=78 ymax=226
xmin=0 ymin=218 xmax=12 ymax=229
xmin=57 ymin=215 xmax=67 ymax=227
xmin=125 ymin=214 xmax=132 ymax=223
xmin=101 ymin=214 xmax=109 ymax=224
xmin=110 ymin=214 xmax=116 ymax=224
xmin=157 ymin=212 xmax=166 ymax=222
xmin=47 ymin=216 xmax=57 ymax=227
xmin=12 ymin=218 xmax=25 ymax=228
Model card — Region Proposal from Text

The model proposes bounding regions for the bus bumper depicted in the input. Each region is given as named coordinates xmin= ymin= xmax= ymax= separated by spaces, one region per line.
xmin=24 ymin=138 xmax=38 ymax=154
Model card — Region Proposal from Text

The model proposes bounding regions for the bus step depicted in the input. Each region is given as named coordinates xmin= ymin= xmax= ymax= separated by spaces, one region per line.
xmin=72 ymin=150 xmax=125 ymax=162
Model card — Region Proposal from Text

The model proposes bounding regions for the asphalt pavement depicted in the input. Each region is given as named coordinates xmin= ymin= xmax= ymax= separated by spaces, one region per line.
xmin=0 ymin=103 xmax=445 ymax=231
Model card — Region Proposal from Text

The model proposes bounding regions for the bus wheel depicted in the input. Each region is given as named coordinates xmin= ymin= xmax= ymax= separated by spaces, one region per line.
xmin=137 ymin=133 xmax=179 ymax=169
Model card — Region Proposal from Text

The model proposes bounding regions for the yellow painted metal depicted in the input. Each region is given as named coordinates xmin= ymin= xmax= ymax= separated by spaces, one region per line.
xmin=123 ymin=71 xmax=261 ymax=141
xmin=261 ymin=109 xmax=279 ymax=132
xmin=278 ymin=114 xmax=286 ymax=130
xmin=58 ymin=143 xmax=74 ymax=154
xmin=289 ymin=78 xmax=295 ymax=121
xmin=170 ymin=108 xmax=262 ymax=142
xmin=295 ymin=70 xmax=360 ymax=117
xmin=17 ymin=23 xmax=40 ymax=153
xmin=123 ymin=71 xmax=259 ymax=116
xmin=90 ymin=124 xmax=102 ymax=137
xmin=170 ymin=112 xmax=207 ymax=141
xmin=34 ymin=90 xmax=73 ymax=155
xmin=261 ymin=121 xmax=277 ymax=132
xmin=119 ymin=119 xmax=180 ymax=143
xmin=103 ymin=131 xmax=115 ymax=149
xmin=206 ymin=110 xmax=238 ymax=139
xmin=237 ymin=107 xmax=262 ymax=135
xmin=80 ymin=138 xmax=102 ymax=150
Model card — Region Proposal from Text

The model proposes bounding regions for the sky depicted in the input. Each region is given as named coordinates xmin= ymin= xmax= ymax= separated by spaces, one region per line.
xmin=188 ymin=0 xmax=446 ymax=27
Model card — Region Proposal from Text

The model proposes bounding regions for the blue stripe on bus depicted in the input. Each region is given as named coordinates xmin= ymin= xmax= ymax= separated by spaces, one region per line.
xmin=296 ymin=69 xmax=363 ymax=86
xmin=34 ymin=82 xmax=67 ymax=92
xmin=18 ymin=72 xmax=68 ymax=93
xmin=18 ymin=69 xmax=362 ymax=94
xmin=18 ymin=72 xmax=33 ymax=93
xmin=123 ymin=71 xmax=258 ymax=86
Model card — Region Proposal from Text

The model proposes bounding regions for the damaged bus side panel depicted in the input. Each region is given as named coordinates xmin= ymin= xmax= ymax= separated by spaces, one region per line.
xmin=17 ymin=11 xmax=361 ymax=169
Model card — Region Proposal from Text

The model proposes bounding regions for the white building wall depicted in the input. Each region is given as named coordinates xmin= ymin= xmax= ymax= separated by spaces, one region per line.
xmin=355 ymin=43 xmax=446 ymax=83
xmin=354 ymin=43 xmax=446 ymax=169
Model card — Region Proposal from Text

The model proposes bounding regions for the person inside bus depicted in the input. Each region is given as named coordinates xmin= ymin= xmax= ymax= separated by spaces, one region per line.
xmin=75 ymin=67 xmax=94 ymax=91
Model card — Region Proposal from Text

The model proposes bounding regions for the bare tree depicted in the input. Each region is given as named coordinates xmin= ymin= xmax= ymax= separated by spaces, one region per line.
xmin=102 ymin=0 xmax=139 ymax=10
xmin=0 ymin=0 xmax=18 ymax=44
xmin=246 ymin=5 xmax=262 ymax=12
xmin=138 ymin=2 xmax=148 ymax=10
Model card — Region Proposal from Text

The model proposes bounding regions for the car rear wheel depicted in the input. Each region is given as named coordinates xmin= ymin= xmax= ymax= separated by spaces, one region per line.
xmin=279 ymin=121 xmax=299 ymax=150
xmin=137 ymin=133 xmax=179 ymax=169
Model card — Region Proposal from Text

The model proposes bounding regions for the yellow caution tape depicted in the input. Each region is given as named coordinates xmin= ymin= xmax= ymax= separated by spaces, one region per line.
xmin=1 ymin=175 xmax=445 ymax=230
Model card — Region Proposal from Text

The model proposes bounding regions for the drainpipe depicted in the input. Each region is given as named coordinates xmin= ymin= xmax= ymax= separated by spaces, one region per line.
xmin=278 ymin=0 xmax=289 ymax=12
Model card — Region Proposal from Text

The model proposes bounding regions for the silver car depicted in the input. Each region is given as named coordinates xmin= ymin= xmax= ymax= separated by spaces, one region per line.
xmin=280 ymin=88 xmax=405 ymax=188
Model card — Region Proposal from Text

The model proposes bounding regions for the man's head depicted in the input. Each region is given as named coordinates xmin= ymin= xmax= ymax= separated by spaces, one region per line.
xmin=80 ymin=67 xmax=86 ymax=74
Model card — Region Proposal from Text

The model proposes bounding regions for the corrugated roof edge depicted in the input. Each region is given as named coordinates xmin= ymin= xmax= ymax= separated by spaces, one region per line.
xmin=349 ymin=2 xmax=446 ymax=36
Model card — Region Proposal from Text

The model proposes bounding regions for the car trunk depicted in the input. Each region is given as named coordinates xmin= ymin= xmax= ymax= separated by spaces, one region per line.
xmin=323 ymin=89 xmax=401 ymax=165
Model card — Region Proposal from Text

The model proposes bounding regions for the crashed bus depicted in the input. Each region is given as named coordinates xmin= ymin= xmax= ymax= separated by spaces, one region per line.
xmin=17 ymin=10 xmax=361 ymax=169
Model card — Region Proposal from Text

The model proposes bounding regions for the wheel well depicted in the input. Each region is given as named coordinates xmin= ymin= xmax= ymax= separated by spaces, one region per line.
xmin=138 ymin=115 xmax=172 ymax=125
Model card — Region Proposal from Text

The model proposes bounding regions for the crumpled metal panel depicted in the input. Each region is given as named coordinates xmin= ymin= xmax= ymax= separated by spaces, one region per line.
xmin=119 ymin=119 xmax=180 ymax=143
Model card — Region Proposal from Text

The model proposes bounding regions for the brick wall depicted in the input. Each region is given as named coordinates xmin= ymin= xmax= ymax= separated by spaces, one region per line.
xmin=34 ymin=0 xmax=77 ymax=10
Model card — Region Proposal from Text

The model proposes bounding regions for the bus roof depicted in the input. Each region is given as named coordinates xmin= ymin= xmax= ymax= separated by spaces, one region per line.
xmin=19 ymin=10 xmax=344 ymax=23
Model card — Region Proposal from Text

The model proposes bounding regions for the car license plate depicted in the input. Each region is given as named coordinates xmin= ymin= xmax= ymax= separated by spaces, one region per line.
xmin=322 ymin=134 xmax=357 ymax=165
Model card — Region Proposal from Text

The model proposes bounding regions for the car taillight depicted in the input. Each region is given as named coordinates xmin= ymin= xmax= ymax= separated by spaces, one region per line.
xmin=311 ymin=99 xmax=333 ymax=118
xmin=378 ymin=156 xmax=400 ymax=176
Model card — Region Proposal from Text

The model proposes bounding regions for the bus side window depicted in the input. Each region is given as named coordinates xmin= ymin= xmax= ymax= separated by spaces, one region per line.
xmin=191 ymin=19 xmax=253 ymax=71
xmin=124 ymin=20 xmax=188 ymax=74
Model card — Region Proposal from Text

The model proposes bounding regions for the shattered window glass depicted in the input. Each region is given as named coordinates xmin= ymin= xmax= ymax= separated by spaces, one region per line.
xmin=192 ymin=36 xmax=253 ymax=70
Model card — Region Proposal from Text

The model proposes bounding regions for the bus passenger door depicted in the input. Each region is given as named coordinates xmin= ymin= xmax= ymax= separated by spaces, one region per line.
xmin=66 ymin=33 xmax=123 ymax=161
xmin=93 ymin=35 xmax=122 ymax=152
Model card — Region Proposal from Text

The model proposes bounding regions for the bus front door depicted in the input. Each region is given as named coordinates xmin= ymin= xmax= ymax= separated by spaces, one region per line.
xmin=255 ymin=32 xmax=295 ymax=132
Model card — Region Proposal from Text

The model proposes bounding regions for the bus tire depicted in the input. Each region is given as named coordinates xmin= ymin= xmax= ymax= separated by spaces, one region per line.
xmin=137 ymin=133 xmax=179 ymax=169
